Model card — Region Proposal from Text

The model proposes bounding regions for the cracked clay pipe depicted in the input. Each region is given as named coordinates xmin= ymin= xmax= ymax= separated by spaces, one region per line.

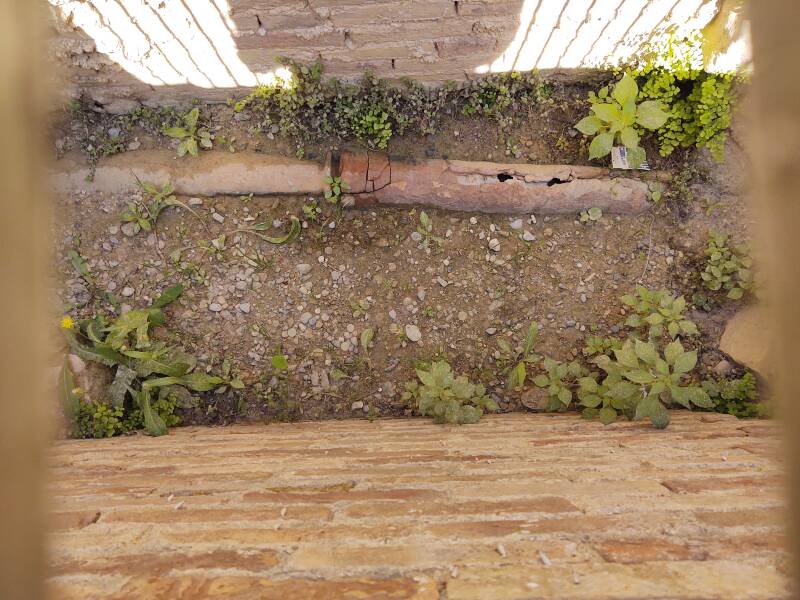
xmin=337 ymin=151 xmax=651 ymax=214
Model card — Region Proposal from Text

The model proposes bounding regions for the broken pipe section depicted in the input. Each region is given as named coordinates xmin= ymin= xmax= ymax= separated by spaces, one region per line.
xmin=337 ymin=151 xmax=650 ymax=214
xmin=50 ymin=150 xmax=651 ymax=214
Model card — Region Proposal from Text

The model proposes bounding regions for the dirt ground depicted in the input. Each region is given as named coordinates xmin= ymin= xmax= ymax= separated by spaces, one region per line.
xmin=49 ymin=81 xmax=757 ymax=426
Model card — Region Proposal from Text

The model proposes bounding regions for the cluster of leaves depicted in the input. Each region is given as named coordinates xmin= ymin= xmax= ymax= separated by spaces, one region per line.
xmin=402 ymin=360 xmax=499 ymax=424
xmin=621 ymin=286 xmax=698 ymax=340
xmin=586 ymin=339 xmax=713 ymax=429
xmin=353 ymin=107 xmax=393 ymax=149
xmin=700 ymin=230 xmax=754 ymax=300
xmin=163 ymin=108 xmax=213 ymax=157
xmin=575 ymin=72 xmax=669 ymax=168
xmin=72 ymin=389 xmax=180 ymax=439
xmin=415 ymin=210 xmax=444 ymax=249
xmin=121 ymin=180 xmax=197 ymax=235
xmin=323 ymin=175 xmax=350 ymax=205
xmin=702 ymin=372 xmax=766 ymax=418
xmin=60 ymin=284 xmax=242 ymax=437
xmin=630 ymin=33 xmax=736 ymax=160
xmin=459 ymin=70 xmax=551 ymax=125
xmin=579 ymin=207 xmax=603 ymax=223
xmin=532 ymin=358 xmax=588 ymax=410
xmin=500 ymin=323 xmax=542 ymax=391
xmin=582 ymin=335 xmax=622 ymax=357
xmin=234 ymin=61 xmax=550 ymax=153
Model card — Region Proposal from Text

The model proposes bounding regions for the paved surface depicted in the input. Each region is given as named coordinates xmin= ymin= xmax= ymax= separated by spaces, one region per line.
xmin=47 ymin=413 xmax=788 ymax=599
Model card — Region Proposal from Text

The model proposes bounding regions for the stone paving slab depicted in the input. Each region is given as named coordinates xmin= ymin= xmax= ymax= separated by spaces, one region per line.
xmin=46 ymin=413 xmax=789 ymax=599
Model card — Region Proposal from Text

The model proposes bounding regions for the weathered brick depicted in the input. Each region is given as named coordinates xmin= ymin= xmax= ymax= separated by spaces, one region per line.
xmin=49 ymin=510 xmax=101 ymax=531
xmin=50 ymin=549 xmax=280 ymax=577
xmin=242 ymin=487 xmax=445 ymax=503
xmin=101 ymin=504 xmax=333 ymax=524
xmin=695 ymin=509 xmax=784 ymax=529
xmin=46 ymin=414 xmax=786 ymax=598
xmin=95 ymin=575 xmax=439 ymax=600
xmin=594 ymin=539 xmax=708 ymax=563
xmin=343 ymin=496 xmax=580 ymax=519
xmin=662 ymin=475 xmax=783 ymax=494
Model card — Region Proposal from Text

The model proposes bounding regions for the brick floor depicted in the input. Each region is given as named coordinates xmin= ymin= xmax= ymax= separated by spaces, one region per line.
xmin=46 ymin=413 xmax=789 ymax=599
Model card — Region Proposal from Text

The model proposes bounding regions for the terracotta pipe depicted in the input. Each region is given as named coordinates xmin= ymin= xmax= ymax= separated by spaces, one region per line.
xmin=338 ymin=151 xmax=651 ymax=214
xmin=51 ymin=149 xmax=653 ymax=214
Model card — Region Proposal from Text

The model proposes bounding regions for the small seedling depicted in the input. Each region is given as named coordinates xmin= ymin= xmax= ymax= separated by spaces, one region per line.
xmin=163 ymin=108 xmax=213 ymax=157
xmin=324 ymin=176 xmax=350 ymax=204
xmin=579 ymin=207 xmax=603 ymax=223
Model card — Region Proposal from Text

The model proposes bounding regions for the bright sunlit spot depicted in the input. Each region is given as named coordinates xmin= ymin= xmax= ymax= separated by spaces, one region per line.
xmin=48 ymin=0 xmax=293 ymax=88
xmin=476 ymin=0 xmax=749 ymax=74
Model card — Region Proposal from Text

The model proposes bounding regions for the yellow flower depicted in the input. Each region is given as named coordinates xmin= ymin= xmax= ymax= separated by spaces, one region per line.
xmin=60 ymin=316 xmax=74 ymax=330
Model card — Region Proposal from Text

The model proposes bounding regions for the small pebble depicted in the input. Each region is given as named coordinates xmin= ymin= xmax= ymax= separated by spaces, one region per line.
xmin=405 ymin=324 xmax=422 ymax=342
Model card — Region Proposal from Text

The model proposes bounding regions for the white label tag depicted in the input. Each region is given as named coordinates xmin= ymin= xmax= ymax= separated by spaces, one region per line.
xmin=611 ymin=146 xmax=651 ymax=171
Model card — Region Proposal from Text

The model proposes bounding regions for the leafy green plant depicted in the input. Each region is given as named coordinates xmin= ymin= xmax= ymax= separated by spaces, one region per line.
xmin=234 ymin=61 xmax=549 ymax=156
xmin=578 ymin=358 xmax=638 ymax=425
xmin=355 ymin=106 xmax=392 ymax=149
xmin=460 ymin=70 xmax=549 ymax=124
xmin=121 ymin=180 xmax=200 ymax=235
xmin=575 ymin=73 xmax=669 ymax=168
xmin=76 ymin=400 xmax=124 ymax=439
xmin=498 ymin=323 xmax=543 ymax=391
xmin=241 ymin=217 xmax=301 ymax=245
xmin=532 ymin=358 xmax=587 ymax=411
xmin=582 ymin=335 xmax=623 ymax=358
xmin=323 ymin=176 xmax=350 ymax=204
xmin=596 ymin=338 xmax=713 ymax=429
xmin=61 ymin=284 xmax=237 ymax=437
xmin=163 ymin=108 xmax=213 ymax=157
xmin=700 ymin=230 xmax=754 ymax=300
xmin=415 ymin=211 xmax=444 ymax=249
xmin=631 ymin=33 xmax=735 ymax=160
xmin=702 ymin=372 xmax=766 ymax=418
xmin=621 ymin=286 xmax=698 ymax=339
xmin=402 ymin=360 xmax=499 ymax=424
xmin=579 ymin=207 xmax=603 ymax=223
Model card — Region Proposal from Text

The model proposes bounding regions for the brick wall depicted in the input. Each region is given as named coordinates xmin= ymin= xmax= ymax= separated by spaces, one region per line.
xmin=47 ymin=413 xmax=787 ymax=598
xmin=46 ymin=0 xmax=736 ymax=112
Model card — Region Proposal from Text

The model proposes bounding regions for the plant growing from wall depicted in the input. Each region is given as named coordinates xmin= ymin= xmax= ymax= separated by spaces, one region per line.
xmin=700 ymin=230 xmax=754 ymax=300
xmin=60 ymin=284 xmax=241 ymax=437
xmin=354 ymin=106 xmax=393 ymax=149
xmin=630 ymin=33 xmax=736 ymax=160
xmin=234 ymin=61 xmax=550 ymax=154
xmin=163 ymin=107 xmax=213 ymax=157
xmin=575 ymin=73 xmax=669 ymax=168
xmin=402 ymin=360 xmax=498 ymax=424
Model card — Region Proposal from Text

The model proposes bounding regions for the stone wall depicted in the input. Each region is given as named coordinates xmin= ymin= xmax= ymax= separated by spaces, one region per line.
xmin=46 ymin=0 xmax=741 ymax=112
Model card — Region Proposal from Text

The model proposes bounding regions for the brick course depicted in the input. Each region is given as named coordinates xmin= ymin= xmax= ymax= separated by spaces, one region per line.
xmin=46 ymin=0 xmax=728 ymax=110
xmin=47 ymin=413 xmax=788 ymax=598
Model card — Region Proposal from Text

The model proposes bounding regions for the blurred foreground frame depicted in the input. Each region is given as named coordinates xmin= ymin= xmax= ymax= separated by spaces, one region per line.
xmin=0 ymin=1 xmax=799 ymax=599
xmin=0 ymin=1 xmax=50 ymax=600
xmin=749 ymin=0 xmax=800 ymax=586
